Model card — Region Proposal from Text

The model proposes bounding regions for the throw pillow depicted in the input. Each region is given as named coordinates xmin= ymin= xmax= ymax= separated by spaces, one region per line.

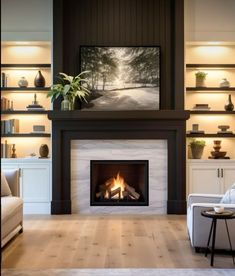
xmin=220 ymin=183 xmax=235 ymax=204
xmin=1 ymin=171 xmax=12 ymax=196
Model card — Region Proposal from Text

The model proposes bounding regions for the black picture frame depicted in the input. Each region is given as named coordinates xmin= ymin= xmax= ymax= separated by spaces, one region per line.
xmin=79 ymin=46 xmax=160 ymax=111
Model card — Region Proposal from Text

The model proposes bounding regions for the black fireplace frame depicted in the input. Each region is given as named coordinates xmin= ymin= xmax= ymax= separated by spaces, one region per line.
xmin=90 ymin=160 xmax=149 ymax=206
xmin=48 ymin=110 xmax=190 ymax=214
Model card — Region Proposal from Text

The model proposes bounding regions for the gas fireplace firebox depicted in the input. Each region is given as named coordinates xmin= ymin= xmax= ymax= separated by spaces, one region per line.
xmin=90 ymin=160 xmax=149 ymax=206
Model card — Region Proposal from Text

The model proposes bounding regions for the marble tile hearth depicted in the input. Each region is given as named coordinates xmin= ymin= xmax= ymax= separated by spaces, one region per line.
xmin=71 ymin=140 xmax=167 ymax=214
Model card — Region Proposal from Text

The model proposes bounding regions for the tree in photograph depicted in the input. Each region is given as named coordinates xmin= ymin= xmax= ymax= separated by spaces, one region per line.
xmin=81 ymin=47 xmax=118 ymax=91
xmin=124 ymin=47 xmax=159 ymax=86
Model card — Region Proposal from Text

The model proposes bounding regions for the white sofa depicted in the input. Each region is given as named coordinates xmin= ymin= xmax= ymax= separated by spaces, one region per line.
xmin=1 ymin=169 xmax=23 ymax=247
xmin=187 ymin=193 xmax=235 ymax=252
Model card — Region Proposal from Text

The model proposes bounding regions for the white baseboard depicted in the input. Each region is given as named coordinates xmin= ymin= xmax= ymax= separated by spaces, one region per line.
xmin=23 ymin=203 xmax=51 ymax=214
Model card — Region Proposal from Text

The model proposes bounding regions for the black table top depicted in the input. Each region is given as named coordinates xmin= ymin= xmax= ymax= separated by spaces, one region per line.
xmin=201 ymin=209 xmax=235 ymax=219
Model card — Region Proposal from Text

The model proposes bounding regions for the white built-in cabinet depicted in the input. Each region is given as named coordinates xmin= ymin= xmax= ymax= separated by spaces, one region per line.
xmin=2 ymin=159 xmax=51 ymax=214
xmin=187 ymin=160 xmax=235 ymax=195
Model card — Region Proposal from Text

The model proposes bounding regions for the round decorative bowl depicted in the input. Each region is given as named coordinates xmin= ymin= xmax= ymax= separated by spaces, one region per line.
xmin=218 ymin=125 xmax=230 ymax=132
xmin=211 ymin=151 xmax=227 ymax=158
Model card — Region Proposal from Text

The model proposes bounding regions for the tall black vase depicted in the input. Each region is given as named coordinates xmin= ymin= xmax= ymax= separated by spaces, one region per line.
xmin=224 ymin=94 xmax=234 ymax=111
xmin=34 ymin=70 xmax=45 ymax=87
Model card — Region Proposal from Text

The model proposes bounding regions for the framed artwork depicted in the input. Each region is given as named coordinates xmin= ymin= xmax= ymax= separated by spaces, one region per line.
xmin=80 ymin=46 xmax=160 ymax=110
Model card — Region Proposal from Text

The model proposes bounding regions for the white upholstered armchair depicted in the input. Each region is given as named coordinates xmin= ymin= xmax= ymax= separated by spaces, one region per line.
xmin=187 ymin=193 xmax=235 ymax=252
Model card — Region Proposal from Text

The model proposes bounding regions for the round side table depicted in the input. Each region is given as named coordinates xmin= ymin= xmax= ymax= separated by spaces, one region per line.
xmin=201 ymin=209 xmax=235 ymax=266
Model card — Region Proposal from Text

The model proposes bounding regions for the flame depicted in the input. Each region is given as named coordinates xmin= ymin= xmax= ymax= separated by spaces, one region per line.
xmin=105 ymin=172 xmax=126 ymax=199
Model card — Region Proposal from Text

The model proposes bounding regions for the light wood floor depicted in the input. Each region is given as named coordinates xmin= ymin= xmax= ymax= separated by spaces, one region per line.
xmin=2 ymin=215 xmax=234 ymax=269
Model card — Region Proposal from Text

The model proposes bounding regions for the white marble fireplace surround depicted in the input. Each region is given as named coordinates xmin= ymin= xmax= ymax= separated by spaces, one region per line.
xmin=71 ymin=140 xmax=167 ymax=214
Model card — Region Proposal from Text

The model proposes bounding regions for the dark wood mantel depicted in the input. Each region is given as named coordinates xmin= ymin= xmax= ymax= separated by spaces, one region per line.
xmin=48 ymin=110 xmax=190 ymax=215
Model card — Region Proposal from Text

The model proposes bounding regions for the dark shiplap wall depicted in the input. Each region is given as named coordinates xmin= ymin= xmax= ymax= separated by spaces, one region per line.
xmin=54 ymin=0 xmax=184 ymax=109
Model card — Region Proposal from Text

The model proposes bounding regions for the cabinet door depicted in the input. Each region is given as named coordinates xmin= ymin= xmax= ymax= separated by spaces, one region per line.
xmin=21 ymin=165 xmax=50 ymax=202
xmin=222 ymin=165 xmax=235 ymax=192
xmin=188 ymin=165 xmax=221 ymax=194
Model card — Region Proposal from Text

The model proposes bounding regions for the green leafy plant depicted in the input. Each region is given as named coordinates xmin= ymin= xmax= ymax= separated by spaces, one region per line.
xmin=47 ymin=71 xmax=90 ymax=104
xmin=189 ymin=138 xmax=206 ymax=147
xmin=195 ymin=71 xmax=207 ymax=79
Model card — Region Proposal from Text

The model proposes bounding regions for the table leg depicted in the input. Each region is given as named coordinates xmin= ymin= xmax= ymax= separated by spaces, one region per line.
xmin=205 ymin=219 xmax=214 ymax=257
xmin=225 ymin=219 xmax=235 ymax=265
xmin=211 ymin=218 xmax=217 ymax=266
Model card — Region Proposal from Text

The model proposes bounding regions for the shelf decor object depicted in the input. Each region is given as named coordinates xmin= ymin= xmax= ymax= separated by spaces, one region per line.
xmin=34 ymin=70 xmax=46 ymax=87
xmin=39 ymin=144 xmax=49 ymax=158
xmin=195 ymin=71 xmax=207 ymax=87
xmin=18 ymin=76 xmax=28 ymax=88
xmin=47 ymin=72 xmax=90 ymax=110
xmin=220 ymin=78 xmax=230 ymax=88
xmin=209 ymin=140 xmax=229 ymax=159
xmin=224 ymin=94 xmax=234 ymax=111
xmin=26 ymin=93 xmax=44 ymax=110
xmin=189 ymin=139 xmax=206 ymax=159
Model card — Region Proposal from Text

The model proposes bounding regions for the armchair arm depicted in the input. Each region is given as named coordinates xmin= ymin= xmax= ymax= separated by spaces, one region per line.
xmin=187 ymin=194 xmax=223 ymax=208
xmin=3 ymin=169 xmax=20 ymax=197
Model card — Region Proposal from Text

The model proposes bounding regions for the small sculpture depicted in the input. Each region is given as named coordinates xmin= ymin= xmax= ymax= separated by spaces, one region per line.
xmin=11 ymin=144 xmax=17 ymax=158
xmin=34 ymin=70 xmax=45 ymax=87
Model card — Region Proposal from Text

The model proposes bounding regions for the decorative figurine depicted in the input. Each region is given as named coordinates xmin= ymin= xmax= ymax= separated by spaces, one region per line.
xmin=11 ymin=144 xmax=17 ymax=158
xmin=34 ymin=70 xmax=45 ymax=87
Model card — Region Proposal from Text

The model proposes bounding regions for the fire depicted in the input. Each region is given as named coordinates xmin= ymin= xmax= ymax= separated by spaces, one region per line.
xmin=105 ymin=172 xmax=126 ymax=199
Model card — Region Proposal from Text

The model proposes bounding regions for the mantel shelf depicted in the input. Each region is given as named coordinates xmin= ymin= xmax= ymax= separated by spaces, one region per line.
xmin=48 ymin=110 xmax=190 ymax=121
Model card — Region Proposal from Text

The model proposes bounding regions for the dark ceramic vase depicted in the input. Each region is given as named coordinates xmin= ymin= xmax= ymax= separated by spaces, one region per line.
xmin=39 ymin=144 xmax=49 ymax=158
xmin=34 ymin=70 xmax=45 ymax=87
xmin=224 ymin=94 xmax=234 ymax=111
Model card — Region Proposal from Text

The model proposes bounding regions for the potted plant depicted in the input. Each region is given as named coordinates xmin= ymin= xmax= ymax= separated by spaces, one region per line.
xmin=189 ymin=139 xmax=206 ymax=159
xmin=47 ymin=72 xmax=90 ymax=110
xmin=195 ymin=71 xmax=207 ymax=87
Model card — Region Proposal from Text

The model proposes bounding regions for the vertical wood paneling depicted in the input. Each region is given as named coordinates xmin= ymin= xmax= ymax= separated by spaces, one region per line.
xmin=56 ymin=0 xmax=184 ymax=109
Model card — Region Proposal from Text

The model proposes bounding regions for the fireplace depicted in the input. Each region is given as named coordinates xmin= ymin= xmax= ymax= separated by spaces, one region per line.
xmin=90 ymin=160 xmax=149 ymax=206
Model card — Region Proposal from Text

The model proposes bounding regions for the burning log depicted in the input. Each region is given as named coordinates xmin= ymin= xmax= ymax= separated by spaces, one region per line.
xmin=109 ymin=187 xmax=121 ymax=199
xmin=124 ymin=183 xmax=140 ymax=200
xmin=96 ymin=191 xmax=105 ymax=198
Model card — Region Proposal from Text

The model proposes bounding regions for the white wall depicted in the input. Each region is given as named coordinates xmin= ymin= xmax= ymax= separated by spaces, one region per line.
xmin=1 ymin=0 xmax=53 ymax=41
xmin=185 ymin=0 xmax=235 ymax=42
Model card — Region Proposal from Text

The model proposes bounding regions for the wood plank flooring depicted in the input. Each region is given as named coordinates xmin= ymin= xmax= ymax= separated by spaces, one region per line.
xmin=2 ymin=215 xmax=234 ymax=269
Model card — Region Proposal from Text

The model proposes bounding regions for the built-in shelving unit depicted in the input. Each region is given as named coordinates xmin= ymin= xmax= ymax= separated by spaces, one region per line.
xmin=1 ymin=41 xmax=52 ymax=158
xmin=185 ymin=43 xmax=235 ymax=160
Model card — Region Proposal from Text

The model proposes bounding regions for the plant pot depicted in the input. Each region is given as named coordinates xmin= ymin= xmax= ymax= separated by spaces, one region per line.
xmin=195 ymin=77 xmax=206 ymax=88
xmin=190 ymin=144 xmax=205 ymax=159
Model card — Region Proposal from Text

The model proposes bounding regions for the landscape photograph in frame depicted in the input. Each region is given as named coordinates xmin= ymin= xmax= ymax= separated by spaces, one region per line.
xmin=80 ymin=46 xmax=160 ymax=111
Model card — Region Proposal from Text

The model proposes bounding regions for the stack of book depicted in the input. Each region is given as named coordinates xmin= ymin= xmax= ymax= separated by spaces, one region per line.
xmin=26 ymin=104 xmax=44 ymax=111
xmin=1 ymin=141 xmax=13 ymax=158
xmin=1 ymin=119 xmax=19 ymax=134
xmin=1 ymin=97 xmax=13 ymax=110
xmin=192 ymin=104 xmax=211 ymax=111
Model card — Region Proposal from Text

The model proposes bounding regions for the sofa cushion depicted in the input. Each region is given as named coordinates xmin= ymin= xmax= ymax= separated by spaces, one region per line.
xmin=1 ymin=171 xmax=12 ymax=197
xmin=1 ymin=196 xmax=23 ymax=225
xmin=220 ymin=183 xmax=235 ymax=204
